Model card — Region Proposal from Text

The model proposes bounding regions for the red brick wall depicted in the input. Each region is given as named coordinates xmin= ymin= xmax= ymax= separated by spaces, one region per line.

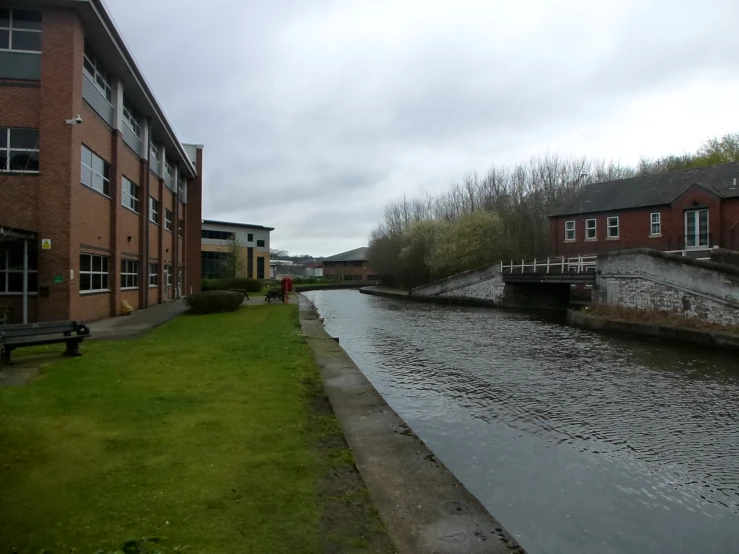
xmin=323 ymin=262 xmax=375 ymax=281
xmin=720 ymin=199 xmax=739 ymax=251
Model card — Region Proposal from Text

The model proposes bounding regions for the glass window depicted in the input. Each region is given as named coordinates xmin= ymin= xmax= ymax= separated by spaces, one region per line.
xmin=80 ymin=145 xmax=110 ymax=196
xmin=165 ymin=159 xmax=174 ymax=178
xmin=121 ymin=176 xmax=139 ymax=212
xmin=83 ymin=41 xmax=113 ymax=103
xmin=650 ymin=213 xmax=661 ymax=236
xmin=585 ymin=219 xmax=597 ymax=240
xmin=122 ymin=97 xmax=141 ymax=136
xmin=178 ymin=219 xmax=184 ymax=237
xmin=564 ymin=221 xmax=576 ymax=241
xmin=247 ymin=233 xmax=254 ymax=242
xmin=0 ymin=246 xmax=38 ymax=293
xmin=150 ymin=142 xmax=161 ymax=161
xmin=149 ymin=263 xmax=159 ymax=286
xmin=0 ymin=128 xmax=39 ymax=172
xmin=120 ymin=259 xmax=139 ymax=289
xmin=607 ymin=216 xmax=619 ymax=238
xmin=149 ymin=197 xmax=160 ymax=224
xmin=165 ymin=208 xmax=173 ymax=231
xmin=257 ymin=239 xmax=265 ymax=247
xmin=0 ymin=9 xmax=42 ymax=53
xmin=79 ymin=253 xmax=109 ymax=293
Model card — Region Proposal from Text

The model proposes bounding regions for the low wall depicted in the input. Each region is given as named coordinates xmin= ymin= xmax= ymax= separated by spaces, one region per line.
xmin=568 ymin=311 xmax=739 ymax=350
xmin=596 ymin=249 xmax=739 ymax=326
xmin=412 ymin=263 xmax=506 ymax=304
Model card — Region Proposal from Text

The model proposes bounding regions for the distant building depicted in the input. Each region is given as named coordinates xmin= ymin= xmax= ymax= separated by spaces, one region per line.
xmin=322 ymin=247 xmax=380 ymax=283
xmin=549 ymin=163 xmax=739 ymax=257
xmin=305 ymin=262 xmax=323 ymax=278
xmin=201 ymin=220 xmax=273 ymax=280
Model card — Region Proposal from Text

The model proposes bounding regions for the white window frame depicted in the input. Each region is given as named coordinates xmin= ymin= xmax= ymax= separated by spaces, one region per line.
xmin=120 ymin=259 xmax=139 ymax=290
xmin=164 ymin=208 xmax=173 ymax=231
xmin=564 ymin=220 xmax=576 ymax=242
xmin=149 ymin=197 xmax=160 ymax=224
xmin=178 ymin=218 xmax=184 ymax=237
xmin=149 ymin=263 xmax=159 ymax=287
xmin=121 ymin=176 xmax=139 ymax=213
xmin=0 ymin=247 xmax=38 ymax=294
xmin=122 ymin=96 xmax=141 ymax=136
xmin=150 ymin=142 xmax=161 ymax=161
xmin=650 ymin=212 xmax=661 ymax=237
xmin=166 ymin=264 xmax=173 ymax=286
xmin=684 ymin=209 xmax=709 ymax=249
xmin=0 ymin=9 xmax=42 ymax=54
xmin=585 ymin=219 xmax=597 ymax=241
xmin=165 ymin=159 xmax=174 ymax=178
xmin=607 ymin=216 xmax=620 ymax=239
xmin=83 ymin=41 xmax=113 ymax=104
xmin=81 ymin=145 xmax=110 ymax=196
xmin=0 ymin=127 xmax=39 ymax=173
xmin=79 ymin=253 xmax=109 ymax=293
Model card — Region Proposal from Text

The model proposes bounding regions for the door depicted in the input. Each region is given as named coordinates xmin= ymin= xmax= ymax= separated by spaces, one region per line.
xmin=684 ymin=209 xmax=708 ymax=248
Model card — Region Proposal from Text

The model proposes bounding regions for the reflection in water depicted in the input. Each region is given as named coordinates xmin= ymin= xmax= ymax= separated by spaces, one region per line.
xmin=304 ymin=290 xmax=739 ymax=554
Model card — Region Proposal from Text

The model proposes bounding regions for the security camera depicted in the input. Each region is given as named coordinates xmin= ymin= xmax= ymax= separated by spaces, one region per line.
xmin=65 ymin=114 xmax=83 ymax=125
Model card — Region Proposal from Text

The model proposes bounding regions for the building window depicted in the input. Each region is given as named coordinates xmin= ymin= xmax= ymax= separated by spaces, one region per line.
xmin=0 ymin=245 xmax=38 ymax=294
xmin=650 ymin=213 xmax=661 ymax=236
xmin=257 ymin=257 xmax=265 ymax=279
xmin=165 ymin=264 xmax=173 ymax=286
xmin=149 ymin=197 xmax=159 ymax=224
xmin=257 ymin=239 xmax=265 ymax=247
xmin=81 ymin=145 xmax=110 ymax=196
xmin=165 ymin=208 xmax=173 ymax=231
xmin=0 ymin=127 xmax=39 ymax=172
xmin=0 ymin=9 xmax=42 ymax=53
xmin=178 ymin=219 xmax=184 ymax=237
xmin=83 ymin=41 xmax=113 ymax=103
xmin=607 ymin=216 xmax=619 ymax=239
xmin=122 ymin=97 xmax=141 ymax=136
xmin=585 ymin=219 xmax=597 ymax=240
xmin=149 ymin=263 xmax=159 ymax=286
xmin=565 ymin=221 xmax=575 ymax=241
xmin=178 ymin=177 xmax=186 ymax=198
xmin=120 ymin=259 xmax=139 ymax=289
xmin=150 ymin=142 xmax=161 ymax=161
xmin=165 ymin=159 xmax=174 ymax=179
xmin=201 ymin=251 xmax=229 ymax=279
xmin=121 ymin=176 xmax=139 ymax=212
xmin=367 ymin=275 xmax=380 ymax=281
xmin=80 ymin=253 xmax=109 ymax=293
xmin=201 ymin=230 xmax=235 ymax=240
xmin=247 ymin=233 xmax=254 ymax=242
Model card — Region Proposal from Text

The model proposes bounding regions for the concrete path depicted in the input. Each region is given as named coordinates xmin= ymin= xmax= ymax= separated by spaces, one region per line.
xmin=87 ymin=300 xmax=188 ymax=340
xmin=298 ymin=294 xmax=524 ymax=554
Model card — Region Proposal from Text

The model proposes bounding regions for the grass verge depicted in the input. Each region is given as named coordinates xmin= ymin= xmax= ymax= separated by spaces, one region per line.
xmin=0 ymin=305 xmax=392 ymax=554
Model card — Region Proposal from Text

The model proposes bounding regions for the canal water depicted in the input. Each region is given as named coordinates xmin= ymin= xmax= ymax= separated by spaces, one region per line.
xmin=303 ymin=290 xmax=739 ymax=554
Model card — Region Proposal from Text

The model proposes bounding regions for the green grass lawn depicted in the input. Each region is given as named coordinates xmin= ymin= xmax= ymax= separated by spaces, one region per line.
xmin=0 ymin=305 xmax=385 ymax=554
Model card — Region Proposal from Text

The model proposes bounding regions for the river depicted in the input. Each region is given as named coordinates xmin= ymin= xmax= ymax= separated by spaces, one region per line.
xmin=303 ymin=290 xmax=739 ymax=554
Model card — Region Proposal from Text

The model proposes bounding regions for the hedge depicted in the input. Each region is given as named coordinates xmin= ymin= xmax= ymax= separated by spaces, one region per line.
xmin=201 ymin=278 xmax=263 ymax=293
xmin=185 ymin=291 xmax=244 ymax=314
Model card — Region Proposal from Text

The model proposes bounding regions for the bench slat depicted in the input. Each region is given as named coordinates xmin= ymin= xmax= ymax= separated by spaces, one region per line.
xmin=2 ymin=336 xmax=83 ymax=350
xmin=0 ymin=320 xmax=82 ymax=331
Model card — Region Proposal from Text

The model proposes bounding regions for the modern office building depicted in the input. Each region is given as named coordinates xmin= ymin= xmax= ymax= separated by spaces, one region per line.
xmin=201 ymin=220 xmax=273 ymax=280
xmin=321 ymin=247 xmax=379 ymax=283
xmin=0 ymin=0 xmax=203 ymax=324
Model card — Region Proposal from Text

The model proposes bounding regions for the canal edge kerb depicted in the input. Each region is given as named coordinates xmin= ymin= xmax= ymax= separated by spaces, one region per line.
xmin=297 ymin=293 xmax=526 ymax=554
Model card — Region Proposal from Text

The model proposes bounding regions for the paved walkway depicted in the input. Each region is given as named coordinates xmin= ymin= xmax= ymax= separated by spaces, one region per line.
xmin=87 ymin=300 xmax=188 ymax=340
xmin=298 ymin=294 xmax=523 ymax=554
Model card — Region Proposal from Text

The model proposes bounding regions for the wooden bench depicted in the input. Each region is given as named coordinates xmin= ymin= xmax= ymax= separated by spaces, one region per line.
xmin=0 ymin=321 xmax=91 ymax=364
xmin=264 ymin=289 xmax=286 ymax=303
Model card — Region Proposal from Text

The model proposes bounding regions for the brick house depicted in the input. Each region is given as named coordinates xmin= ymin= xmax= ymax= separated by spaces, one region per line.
xmin=322 ymin=247 xmax=380 ymax=283
xmin=549 ymin=163 xmax=739 ymax=257
xmin=0 ymin=0 xmax=203 ymax=324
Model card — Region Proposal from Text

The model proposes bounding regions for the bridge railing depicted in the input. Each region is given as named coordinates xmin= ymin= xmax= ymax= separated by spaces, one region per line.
xmin=664 ymin=248 xmax=712 ymax=261
xmin=500 ymin=255 xmax=597 ymax=274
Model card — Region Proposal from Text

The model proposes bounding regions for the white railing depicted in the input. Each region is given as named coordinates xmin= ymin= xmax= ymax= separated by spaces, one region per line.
xmin=500 ymin=255 xmax=597 ymax=274
xmin=664 ymin=248 xmax=712 ymax=261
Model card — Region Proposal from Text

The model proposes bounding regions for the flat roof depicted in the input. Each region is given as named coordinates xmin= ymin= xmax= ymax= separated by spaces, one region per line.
xmin=202 ymin=219 xmax=275 ymax=231
xmin=323 ymin=247 xmax=368 ymax=262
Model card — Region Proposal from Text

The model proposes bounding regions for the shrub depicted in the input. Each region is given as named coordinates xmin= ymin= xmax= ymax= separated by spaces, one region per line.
xmin=185 ymin=291 xmax=244 ymax=314
xmin=200 ymin=278 xmax=262 ymax=293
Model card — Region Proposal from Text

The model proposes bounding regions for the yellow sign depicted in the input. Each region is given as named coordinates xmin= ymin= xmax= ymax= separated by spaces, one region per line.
xmin=41 ymin=239 xmax=51 ymax=250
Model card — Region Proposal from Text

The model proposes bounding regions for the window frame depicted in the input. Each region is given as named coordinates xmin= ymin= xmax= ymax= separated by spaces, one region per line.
xmin=79 ymin=253 xmax=110 ymax=294
xmin=120 ymin=259 xmax=139 ymax=290
xmin=83 ymin=41 xmax=113 ymax=104
xmin=122 ymin=96 xmax=141 ymax=136
xmin=585 ymin=218 xmax=597 ymax=241
xmin=0 ymin=127 xmax=39 ymax=173
xmin=150 ymin=142 xmax=161 ymax=162
xmin=149 ymin=263 xmax=159 ymax=287
xmin=165 ymin=159 xmax=174 ymax=178
xmin=607 ymin=216 xmax=620 ymax=239
xmin=149 ymin=197 xmax=160 ymax=224
xmin=0 ymin=247 xmax=38 ymax=295
xmin=121 ymin=175 xmax=139 ymax=213
xmin=164 ymin=208 xmax=173 ymax=232
xmin=564 ymin=220 xmax=576 ymax=242
xmin=80 ymin=144 xmax=111 ymax=197
xmin=0 ymin=9 xmax=42 ymax=54
xmin=650 ymin=212 xmax=661 ymax=237
xmin=178 ymin=219 xmax=184 ymax=237
xmin=257 ymin=239 xmax=265 ymax=247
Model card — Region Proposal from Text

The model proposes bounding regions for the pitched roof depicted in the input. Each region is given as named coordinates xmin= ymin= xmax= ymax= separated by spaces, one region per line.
xmin=551 ymin=162 xmax=739 ymax=217
xmin=323 ymin=247 xmax=369 ymax=262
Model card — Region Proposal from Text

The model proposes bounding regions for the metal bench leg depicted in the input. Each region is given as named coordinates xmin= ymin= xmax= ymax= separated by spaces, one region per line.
xmin=1 ymin=348 xmax=11 ymax=365
xmin=63 ymin=339 xmax=82 ymax=357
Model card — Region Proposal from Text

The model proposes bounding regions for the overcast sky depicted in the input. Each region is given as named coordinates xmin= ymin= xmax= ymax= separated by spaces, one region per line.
xmin=106 ymin=0 xmax=739 ymax=257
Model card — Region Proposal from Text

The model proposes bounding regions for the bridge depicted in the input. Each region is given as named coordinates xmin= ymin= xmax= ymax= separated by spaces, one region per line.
xmin=500 ymin=256 xmax=596 ymax=284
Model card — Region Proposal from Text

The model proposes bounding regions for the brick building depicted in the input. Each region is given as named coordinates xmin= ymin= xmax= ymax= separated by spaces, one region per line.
xmin=549 ymin=163 xmax=739 ymax=257
xmin=322 ymin=247 xmax=380 ymax=283
xmin=201 ymin=220 xmax=273 ymax=280
xmin=0 ymin=0 xmax=203 ymax=324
